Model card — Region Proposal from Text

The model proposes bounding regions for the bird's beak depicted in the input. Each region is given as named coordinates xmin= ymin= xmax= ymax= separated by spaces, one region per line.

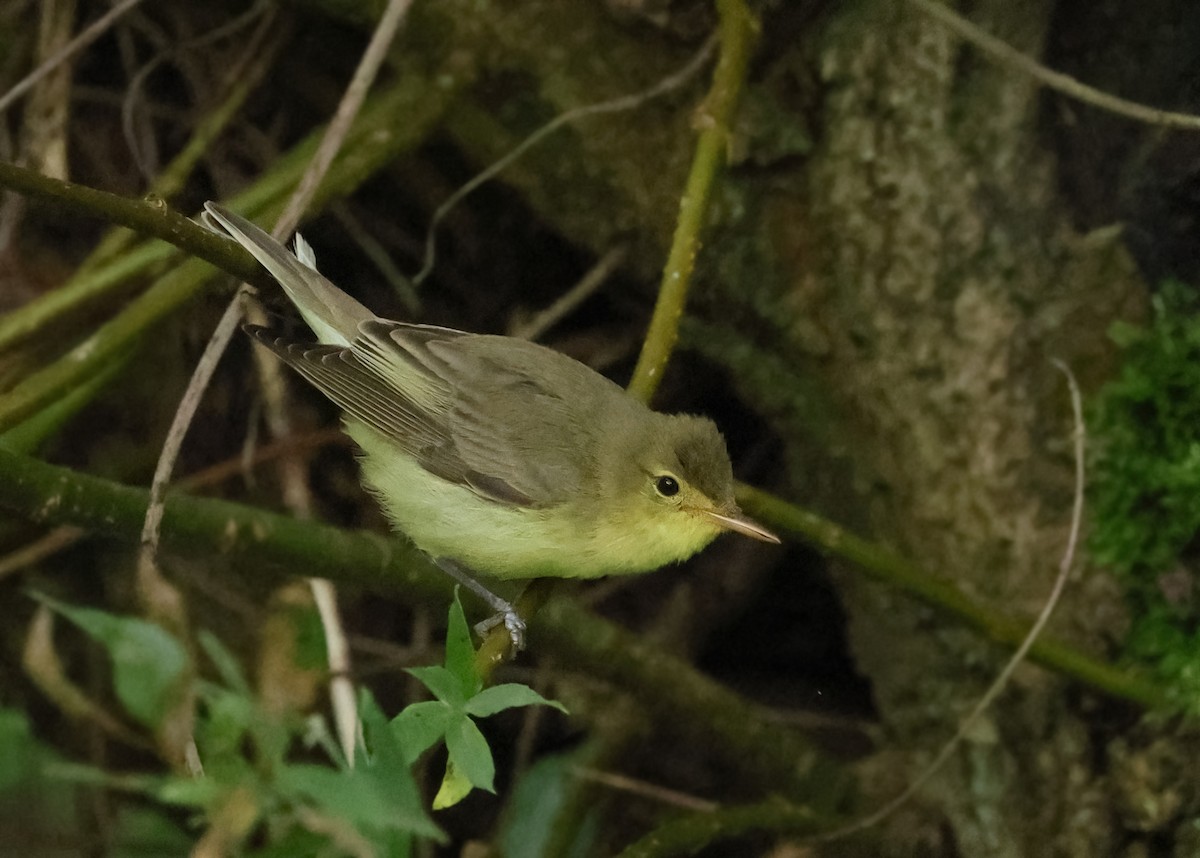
xmin=694 ymin=507 xmax=781 ymax=544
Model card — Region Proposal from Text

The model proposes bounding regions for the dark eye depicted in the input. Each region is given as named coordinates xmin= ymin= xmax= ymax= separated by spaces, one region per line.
xmin=655 ymin=475 xmax=680 ymax=497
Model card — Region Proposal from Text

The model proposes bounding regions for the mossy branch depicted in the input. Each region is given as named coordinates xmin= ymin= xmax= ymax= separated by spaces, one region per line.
xmin=0 ymin=446 xmax=840 ymax=799
xmin=0 ymin=159 xmax=262 ymax=288
xmin=737 ymin=483 xmax=1171 ymax=710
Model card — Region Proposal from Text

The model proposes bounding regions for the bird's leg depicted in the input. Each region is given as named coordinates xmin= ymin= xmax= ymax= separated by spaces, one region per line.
xmin=433 ymin=558 xmax=527 ymax=651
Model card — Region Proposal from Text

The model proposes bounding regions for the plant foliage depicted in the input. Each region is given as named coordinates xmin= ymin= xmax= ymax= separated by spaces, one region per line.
xmin=1090 ymin=281 xmax=1200 ymax=709
xmin=10 ymin=590 xmax=565 ymax=854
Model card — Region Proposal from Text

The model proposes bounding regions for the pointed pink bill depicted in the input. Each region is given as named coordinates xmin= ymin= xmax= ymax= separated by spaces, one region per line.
xmin=695 ymin=508 xmax=782 ymax=544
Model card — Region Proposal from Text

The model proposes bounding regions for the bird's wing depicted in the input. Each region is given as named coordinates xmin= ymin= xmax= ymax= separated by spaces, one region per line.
xmin=250 ymin=320 xmax=597 ymax=508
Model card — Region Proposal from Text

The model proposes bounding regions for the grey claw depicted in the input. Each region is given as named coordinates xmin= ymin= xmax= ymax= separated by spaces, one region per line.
xmin=474 ymin=609 xmax=526 ymax=651
xmin=504 ymin=609 xmax=526 ymax=651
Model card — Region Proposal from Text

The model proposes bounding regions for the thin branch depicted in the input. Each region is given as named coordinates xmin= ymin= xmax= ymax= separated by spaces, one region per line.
xmin=508 ymin=245 xmax=628 ymax=341
xmin=0 ymin=526 xmax=83 ymax=580
xmin=136 ymin=287 xmax=249 ymax=627
xmin=736 ymin=480 xmax=1163 ymax=708
xmin=0 ymin=0 xmax=148 ymax=114
xmin=272 ymin=0 xmax=416 ymax=240
xmin=906 ymin=0 xmax=1200 ymax=130
xmin=331 ymin=202 xmax=421 ymax=315
xmin=572 ymin=766 xmax=719 ymax=813
xmin=626 ymin=0 xmax=756 ymax=403
xmin=411 ymin=34 xmax=717 ymax=287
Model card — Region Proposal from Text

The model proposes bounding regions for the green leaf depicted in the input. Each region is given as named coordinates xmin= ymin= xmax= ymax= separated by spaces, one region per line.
xmin=444 ymin=716 xmax=494 ymax=794
xmin=444 ymin=589 xmax=480 ymax=696
xmin=406 ymin=665 xmax=467 ymax=707
xmin=464 ymin=683 xmax=568 ymax=718
xmin=33 ymin=593 xmax=189 ymax=728
xmin=499 ymin=748 xmax=601 ymax=858
xmin=390 ymin=700 xmax=452 ymax=764
xmin=357 ymin=692 xmax=445 ymax=842
xmin=432 ymin=758 xmax=474 ymax=810
xmin=277 ymin=763 xmax=442 ymax=841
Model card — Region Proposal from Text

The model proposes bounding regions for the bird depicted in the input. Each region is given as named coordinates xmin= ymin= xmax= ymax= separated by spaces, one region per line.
xmin=202 ymin=202 xmax=780 ymax=648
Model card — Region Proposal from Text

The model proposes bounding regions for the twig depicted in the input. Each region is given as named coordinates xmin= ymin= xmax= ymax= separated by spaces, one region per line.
xmin=0 ymin=525 xmax=83 ymax=580
xmin=136 ymin=287 xmax=249 ymax=607
xmin=813 ymin=359 xmax=1088 ymax=843
xmin=508 ymin=244 xmax=628 ymax=341
xmin=272 ymin=0 xmax=416 ymax=239
xmin=411 ymin=34 xmax=717 ymax=288
xmin=141 ymin=0 xmax=417 ymax=767
xmin=331 ymin=202 xmax=421 ymax=315
xmin=906 ymin=0 xmax=1200 ymax=131
xmin=572 ymin=766 xmax=718 ymax=813
xmin=0 ymin=0 xmax=148 ymax=114
xmin=626 ymin=0 xmax=756 ymax=403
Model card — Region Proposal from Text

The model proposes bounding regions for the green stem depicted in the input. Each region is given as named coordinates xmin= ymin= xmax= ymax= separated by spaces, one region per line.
xmin=625 ymin=0 xmax=757 ymax=403
xmin=737 ymin=483 xmax=1171 ymax=710
xmin=0 ymin=446 xmax=444 ymax=601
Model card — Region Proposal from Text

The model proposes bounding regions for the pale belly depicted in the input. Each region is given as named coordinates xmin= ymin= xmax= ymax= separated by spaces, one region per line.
xmin=349 ymin=424 xmax=720 ymax=580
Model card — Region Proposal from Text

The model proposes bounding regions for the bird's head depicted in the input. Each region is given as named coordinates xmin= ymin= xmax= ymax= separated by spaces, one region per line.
xmin=596 ymin=412 xmax=779 ymax=569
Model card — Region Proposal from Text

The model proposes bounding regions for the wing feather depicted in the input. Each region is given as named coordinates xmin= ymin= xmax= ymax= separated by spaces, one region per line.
xmin=248 ymin=322 xmax=605 ymax=508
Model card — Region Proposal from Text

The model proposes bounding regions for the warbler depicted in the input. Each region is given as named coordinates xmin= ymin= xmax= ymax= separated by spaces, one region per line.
xmin=203 ymin=203 xmax=779 ymax=648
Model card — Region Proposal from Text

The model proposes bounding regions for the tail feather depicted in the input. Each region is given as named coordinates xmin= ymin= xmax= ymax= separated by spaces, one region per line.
xmin=202 ymin=202 xmax=372 ymax=346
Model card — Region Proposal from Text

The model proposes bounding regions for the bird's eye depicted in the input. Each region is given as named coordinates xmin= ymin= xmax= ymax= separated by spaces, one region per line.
xmin=655 ymin=475 xmax=680 ymax=497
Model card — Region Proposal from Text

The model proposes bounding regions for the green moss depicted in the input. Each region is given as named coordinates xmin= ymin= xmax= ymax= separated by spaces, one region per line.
xmin=1090 ymin=281 xmax=1200 ymax=710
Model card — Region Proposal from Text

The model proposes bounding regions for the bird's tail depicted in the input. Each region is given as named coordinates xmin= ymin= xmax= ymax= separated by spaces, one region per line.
xmin=202 ymin=202 xmax=371 ymax=346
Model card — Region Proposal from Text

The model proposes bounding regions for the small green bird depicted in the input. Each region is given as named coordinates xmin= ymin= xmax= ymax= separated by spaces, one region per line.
xmin=203 ymin=203 xmax=779 ymax=648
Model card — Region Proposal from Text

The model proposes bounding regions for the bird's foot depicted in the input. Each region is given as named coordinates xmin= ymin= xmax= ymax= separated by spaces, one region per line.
xmin=433 ymin=557 xmax=527 ymax=652
xmin=474 ymin=607 xmax=527 ymax=651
